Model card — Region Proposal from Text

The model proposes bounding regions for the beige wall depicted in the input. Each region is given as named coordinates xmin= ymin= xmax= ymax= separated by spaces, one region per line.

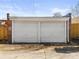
xmin=71 ymin=17 xmax=79 ymax=39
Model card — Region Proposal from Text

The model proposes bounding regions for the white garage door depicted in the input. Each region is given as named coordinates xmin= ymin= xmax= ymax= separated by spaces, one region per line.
xmin=12 ymin=21 xmax=38 ymax=43
xmin=40 ymin=22 xmax=66 ymax=43
xmin=12 ymin=20 xmax=67 ymax=43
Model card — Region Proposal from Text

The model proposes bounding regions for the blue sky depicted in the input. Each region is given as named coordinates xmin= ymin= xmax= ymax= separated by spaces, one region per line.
xmin=0 ymin=0 xmax=78 ymax=19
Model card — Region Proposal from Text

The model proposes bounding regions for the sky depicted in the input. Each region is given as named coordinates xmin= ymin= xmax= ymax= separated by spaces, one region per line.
xmin=0 ymin=0 xmax=78 ymax=19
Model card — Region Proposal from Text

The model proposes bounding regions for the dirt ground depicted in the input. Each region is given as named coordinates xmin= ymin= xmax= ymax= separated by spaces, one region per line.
xmin=0 ymin=44 xmax=79 ymax=59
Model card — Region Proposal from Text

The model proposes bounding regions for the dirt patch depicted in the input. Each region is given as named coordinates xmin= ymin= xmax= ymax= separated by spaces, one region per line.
xmin=0 ymin=44 xmax=48 ymax=51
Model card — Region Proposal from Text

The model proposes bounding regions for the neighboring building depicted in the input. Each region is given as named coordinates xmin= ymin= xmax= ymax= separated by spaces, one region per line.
xmin=71 ymin=17 xmax=79 ymax=39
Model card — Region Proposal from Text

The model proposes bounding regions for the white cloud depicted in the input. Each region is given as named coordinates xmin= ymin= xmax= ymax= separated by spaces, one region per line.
xmin=51 ymin=8 xmax=70 ymax=16
xmin=0 ymin=4 xmax=32 ymax=19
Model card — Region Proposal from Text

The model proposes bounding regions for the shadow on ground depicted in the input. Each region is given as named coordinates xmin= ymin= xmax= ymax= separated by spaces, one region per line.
xmin=55 ymin=46 xmax=79 ymax=53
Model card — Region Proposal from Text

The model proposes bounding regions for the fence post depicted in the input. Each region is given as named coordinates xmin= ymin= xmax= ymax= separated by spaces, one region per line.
xmin=7 ymin=13 xmax=10 ymax=20
xmin=6 ymin=13 xmax=12 ymax=44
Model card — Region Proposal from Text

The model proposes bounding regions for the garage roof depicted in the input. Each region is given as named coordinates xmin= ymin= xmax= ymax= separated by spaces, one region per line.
xmin=10 ymin=17 xmax=69 ymax=22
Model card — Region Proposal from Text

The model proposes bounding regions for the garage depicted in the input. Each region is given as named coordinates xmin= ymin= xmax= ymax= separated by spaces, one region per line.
xmin=11 ymin=17 xmax=69 ymax=43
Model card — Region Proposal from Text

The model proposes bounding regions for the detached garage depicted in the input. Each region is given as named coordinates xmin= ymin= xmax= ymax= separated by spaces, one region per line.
xmin=10 ymin=17 xmax=69 ymax=43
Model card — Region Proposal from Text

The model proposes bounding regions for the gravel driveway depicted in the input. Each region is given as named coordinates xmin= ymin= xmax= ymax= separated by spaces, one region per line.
xmin=0 ymin=44 xmax=79 ymax=59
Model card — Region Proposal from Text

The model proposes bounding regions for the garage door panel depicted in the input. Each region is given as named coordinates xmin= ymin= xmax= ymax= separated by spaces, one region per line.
xmin=40 ymin=22 xmax=66 ymax=42
xmin=12 ymin=21 xmax=38 ymax=43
